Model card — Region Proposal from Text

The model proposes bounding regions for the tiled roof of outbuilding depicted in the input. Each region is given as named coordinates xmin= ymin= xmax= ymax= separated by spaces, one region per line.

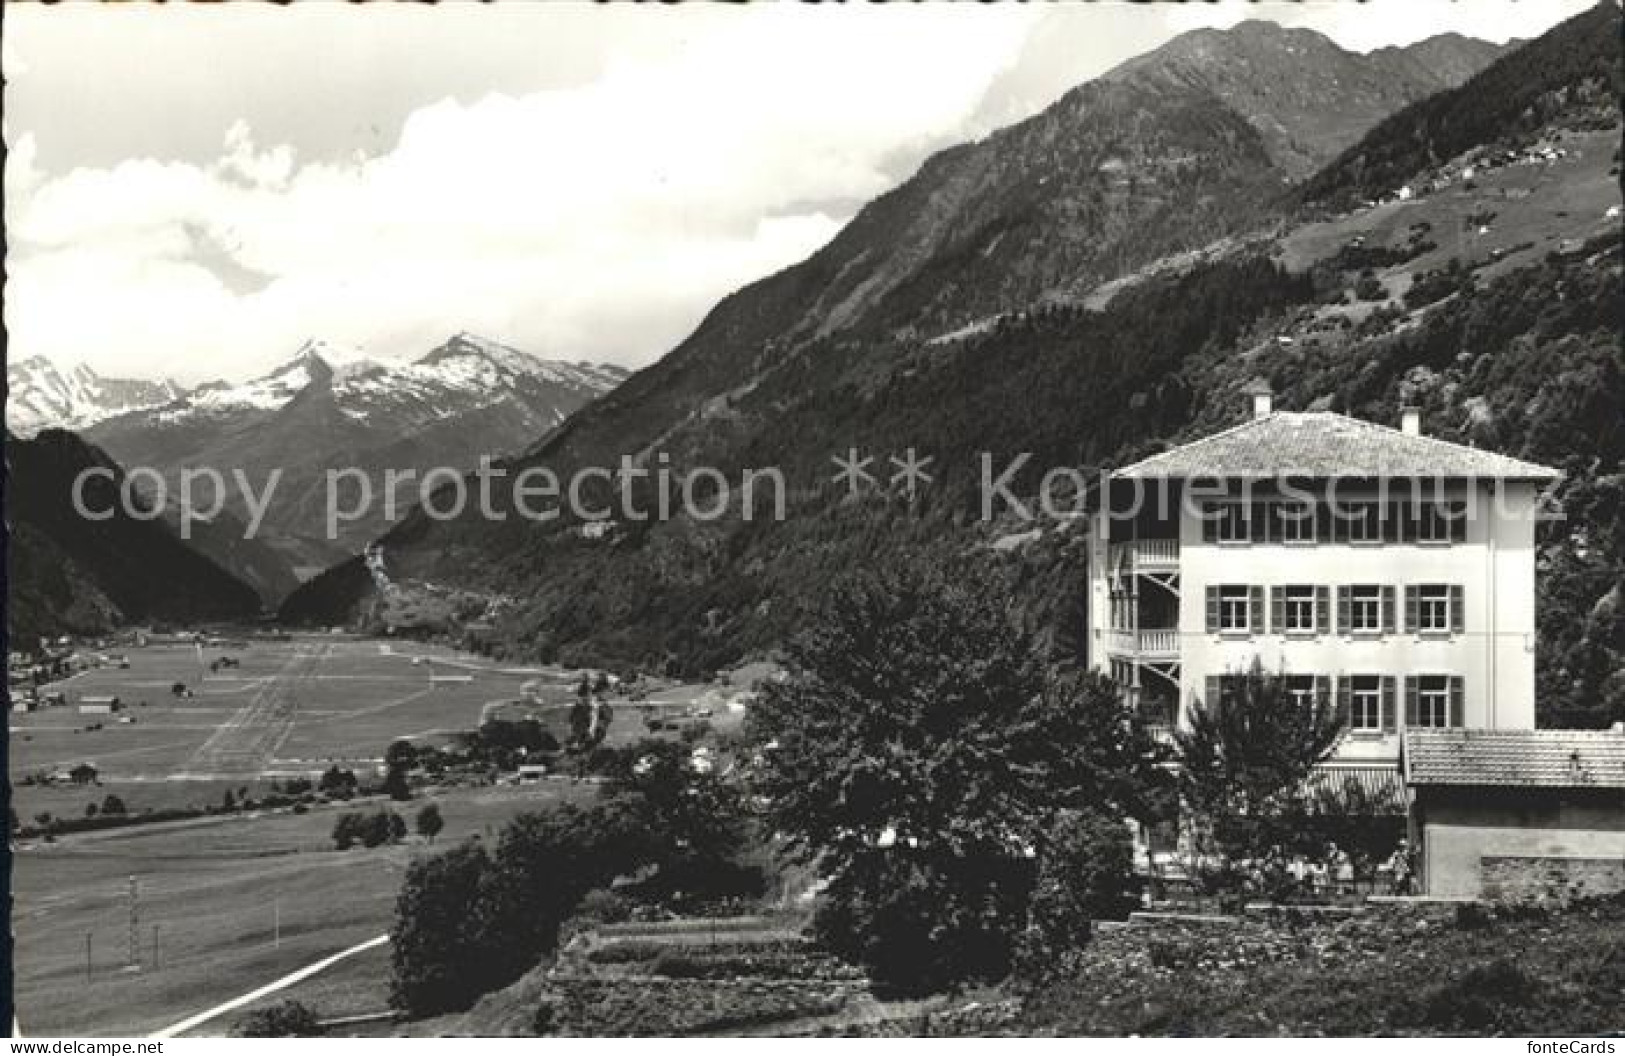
xmin=1114 ymin=412 xmax=1561 ymax=481
xmin=1404 ymin=729 xmax=1625 ymax=789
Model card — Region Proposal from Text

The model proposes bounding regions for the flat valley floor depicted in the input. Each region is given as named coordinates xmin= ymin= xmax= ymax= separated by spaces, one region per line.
xmin=9 ymin=635 xmax=739 ymax=1036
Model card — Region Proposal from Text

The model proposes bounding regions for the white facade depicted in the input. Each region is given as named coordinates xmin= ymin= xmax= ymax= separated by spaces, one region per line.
xmin=1088 ymin=400 xmax=1558 ymax=773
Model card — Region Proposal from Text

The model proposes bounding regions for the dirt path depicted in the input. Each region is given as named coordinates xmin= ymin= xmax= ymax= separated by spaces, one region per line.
xmin=153 ymin=933 xmax=390 ymax=1038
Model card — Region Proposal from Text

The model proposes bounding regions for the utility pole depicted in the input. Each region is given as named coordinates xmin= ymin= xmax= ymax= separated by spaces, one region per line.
xmin=127 ymin=875 xmax=140 ymax=970
xmin=151 ymin=924 xmax=160 ymax=971
xmin=85 ymin=932 xmax=92 ymax=983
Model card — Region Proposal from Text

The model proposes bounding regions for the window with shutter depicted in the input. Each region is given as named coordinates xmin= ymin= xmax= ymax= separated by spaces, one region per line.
xmin=1202 ymin=508 xmax=1218 ymax=543
xmin=1404 ymin=676 xmax=1419 ymax=727
xmin=1270 ymin=587 xmax=1285 ymax=634
xmin=1315 ymin=586 xmax=1330 ymax=634
xmin=1337 ymin=676 xmax=1353 ymax=725
xmin=1217 ymin=587 xmax=1251 ymax=632
xmin=1314 ymin=675 xmax=1330 ymax=713
xmin=1380 ymin=676 xmax=1396 ymax=732
xmin=1449 ymin=501 xmax=1468 ymax=543
xmin=1449 ymin=585 xmax=1464 ymax=634
xmin=1349 ymin=586 xmax=1383 ymax=633
xmin=1381 ymin=586 xmax=1396 ymax=634
xmin=1336 ymin=586 xmax=1351 ymax=635
xmin=1205 ymin=586 xmax=1219 ymax=633
xmin=1205 ymin=676 xmax=1221 ymax=708
xmin=1412 ymin=675 xmax=1453 ymax=727
xmin=1346 ymin=675 xmax=1383 ymax=731
xmin=1404 ymin=586 xmax=1420 ymax=633
xmin=1249 ymin=586 xmax=1265 ymax=635
xmin=1282 ymin=586 xmax=1317 ymax=633
xmin=1449 ymin=676 xmax=1464 ymax=727
xmin=1417 ymin=585 xmax=1452 ymax=633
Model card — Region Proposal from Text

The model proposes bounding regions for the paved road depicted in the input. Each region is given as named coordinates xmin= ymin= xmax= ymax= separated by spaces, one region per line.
xmin=152 ymin=933 xmax=390 ymax=1038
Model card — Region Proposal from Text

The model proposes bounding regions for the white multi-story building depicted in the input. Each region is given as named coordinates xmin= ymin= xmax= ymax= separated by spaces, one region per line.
xmin=1089 ymin=388 xmax=1561 ymax=794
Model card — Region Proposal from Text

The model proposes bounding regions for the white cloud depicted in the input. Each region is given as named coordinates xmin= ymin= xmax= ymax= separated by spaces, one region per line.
xmin=5 ymin=4 xmax=1037 ymax=382
xmin=6 ymin=1 xmax=1592 ymax=384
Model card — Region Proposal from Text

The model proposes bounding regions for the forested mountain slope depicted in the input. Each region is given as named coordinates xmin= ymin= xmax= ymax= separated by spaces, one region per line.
xmin=282 ymin=7 xmax=1622 ymax=726
xmin=7 ymin=430 xmax=262 ymax=645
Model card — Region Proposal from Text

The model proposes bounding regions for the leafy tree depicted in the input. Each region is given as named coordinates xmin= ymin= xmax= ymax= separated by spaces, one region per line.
xmin=568 ymin=690 xmax=594 ymax=749
xmin=390 ymin=841 xmax=501 ymax=1016
xmin=1018 ymin=807 xmax=1140 ymax=979
xmin=332 ymin=812 xmax=361 ymax=850
xmin=385 ymin=739 xmax=417 ymax=771
xmin=597 ymin=736 xmax=746 ymax=899
xmin=319 ymin=766 xmax=358 ymax=800
xmin=100 ymin=794 xmax=126 ymax=816
xmin=1176 ymin=658 xmax=1346 ymax=864
xmin=383 ymin=765 xmax=412 ymax=802
xmin=749 ymin=565 xmax=1168 ymax=991
xmin=389 ymin=802 xmax=650 ymax=1017
xmin=415 ymin=803 xmax=444 ymax=844
xmin=235 ymin=999 xmax=319 ymax=1038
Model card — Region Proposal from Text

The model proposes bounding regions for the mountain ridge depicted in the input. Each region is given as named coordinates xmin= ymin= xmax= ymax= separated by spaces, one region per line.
xmin=277 ymin=13 xmax=1571 ymax=659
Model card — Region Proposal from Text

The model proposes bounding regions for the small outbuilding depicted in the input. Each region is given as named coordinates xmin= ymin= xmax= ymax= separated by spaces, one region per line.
xmin=1403 ymin=728 xmax=1625 ymax=900
xmin=78 ymin=695 xmax=123 ymax=715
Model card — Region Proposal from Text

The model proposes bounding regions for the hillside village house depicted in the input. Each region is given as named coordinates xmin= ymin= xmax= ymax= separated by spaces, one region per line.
xmin=1089 ymin=387 xmax=1562 ymax=813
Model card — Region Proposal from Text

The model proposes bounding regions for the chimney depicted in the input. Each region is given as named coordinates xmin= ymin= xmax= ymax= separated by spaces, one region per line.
xmin=1244 ymin=380 xmax=1273 ymax=420
xmin=1401 ymin=407 xmax=1422 ymax=436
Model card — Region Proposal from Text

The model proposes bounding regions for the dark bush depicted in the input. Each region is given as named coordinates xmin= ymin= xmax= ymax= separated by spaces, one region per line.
xmin=235 ymin=999 xmax=319 ymax=1038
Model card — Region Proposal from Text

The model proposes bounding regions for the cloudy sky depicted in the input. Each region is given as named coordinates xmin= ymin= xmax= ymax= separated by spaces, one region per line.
xmin=3 ymin=1 xmax=1592 ymax=384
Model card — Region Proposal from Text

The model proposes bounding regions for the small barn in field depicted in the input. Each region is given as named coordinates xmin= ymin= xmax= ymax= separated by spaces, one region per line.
xmin=1403 ymin=727 xmax=1625 ymax=900
xmin=77 ymin=695 xmax=122 ymax=715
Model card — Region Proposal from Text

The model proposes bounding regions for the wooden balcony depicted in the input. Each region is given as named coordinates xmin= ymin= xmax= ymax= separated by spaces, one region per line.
xmin=1106 ymin=627 xmax=1180 ymax=660
xmin=1110 ymin=538 xmax=1180 ymax=573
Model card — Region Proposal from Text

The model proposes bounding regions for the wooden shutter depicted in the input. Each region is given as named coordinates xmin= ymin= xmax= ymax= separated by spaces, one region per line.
xmin=1449 ymin=676 xmax=1464 ymax=727
xmin=1315 ymin=586 xmax=1330 ymax=635
xmin=1397 ymin=501 xmax=1416 ymax=544
xmin=1205 ymin=586 xmax=1219 ymax=632
xmin=1381 ymin=586 xmax=1396 ymax=635
xmin=1336 ymin=676 xmax=1352 ymax=725
xmin=1205 ymin=675 xmax=1221 ymax=708
xmin=1202 ymin=505 xmax=1218 ymax=543
xmin=1314 ymin=675 xmax=1330 ymax=715
xmin=1249 ymin=586 xmax=1265 ymax=635
xmin=1404 ymin=676 xmax=1419 ymax=727
xmin=1450 ymin=501 xmax=1467 ymax=543
xmin=1336 ymin=586 xmax=1351 ymax=635
xmin=1449 ymin=585 xmax=1465 ymax=635
xmin=1332 ymin=507 xmax=1349 ymax=543
xmin=1384 ymin=503 xmax=1403 ymax=543
xmin=1381 ymin=676 xmax=1397 ymax=732
xmin=1270 ymin=587 xmax=1285 ymax=633
xmin=1403 ymin=585 xmax=1419 ymax=633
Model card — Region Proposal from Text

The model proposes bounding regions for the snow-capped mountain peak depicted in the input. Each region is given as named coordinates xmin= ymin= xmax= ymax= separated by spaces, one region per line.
xmin=6 ymin=356 xmax=180 ymax=436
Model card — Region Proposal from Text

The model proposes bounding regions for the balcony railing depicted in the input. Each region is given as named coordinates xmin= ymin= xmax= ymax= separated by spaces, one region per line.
xmin=1106 ymin=628 xmax=1179 ymax=658
xmin=1110 ymin=538 xmax=1180 ymax=572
